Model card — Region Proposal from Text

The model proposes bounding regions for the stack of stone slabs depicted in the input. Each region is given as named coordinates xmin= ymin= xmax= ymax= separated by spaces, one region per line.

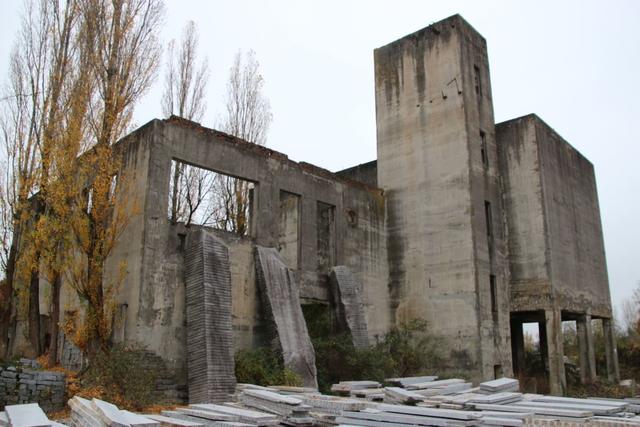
xmin=254 ymin=246 xmax=318 ymax=389
xmin=184 ymin=229 xmax=236 ymax=403
xmin=330 ymin=266 xmax=369 ymax=348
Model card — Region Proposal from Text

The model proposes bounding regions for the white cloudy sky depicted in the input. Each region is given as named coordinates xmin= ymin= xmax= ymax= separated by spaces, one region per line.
xmin=1 ymin=0 xmax=638 ymax=321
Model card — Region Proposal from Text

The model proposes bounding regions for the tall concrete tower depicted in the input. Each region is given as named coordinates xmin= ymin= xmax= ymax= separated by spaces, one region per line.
xmin=374 ymin=15 xmax=511 ymax=380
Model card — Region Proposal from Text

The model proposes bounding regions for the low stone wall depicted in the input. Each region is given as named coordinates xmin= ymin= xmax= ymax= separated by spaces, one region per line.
xmin=0 ymin=360 xmax=66 ymax=412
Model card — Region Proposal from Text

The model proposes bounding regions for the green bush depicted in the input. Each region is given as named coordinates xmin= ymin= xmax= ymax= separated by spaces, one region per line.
xmin=234 ymin=347 xmax=302 ymax=387
xmin=81 ymin=344 xmax=159 ymax=410
xmin=302 ymin=303 xmax=442 ymax=393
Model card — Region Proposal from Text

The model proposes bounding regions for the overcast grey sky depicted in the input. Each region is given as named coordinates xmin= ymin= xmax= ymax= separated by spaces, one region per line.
xmin=1 ymin=0 xmax=638 ymax=321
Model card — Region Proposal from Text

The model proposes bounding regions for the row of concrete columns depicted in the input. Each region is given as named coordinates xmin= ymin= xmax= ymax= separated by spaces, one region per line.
xmin=511 ymin=310 xmax=620 ymax=395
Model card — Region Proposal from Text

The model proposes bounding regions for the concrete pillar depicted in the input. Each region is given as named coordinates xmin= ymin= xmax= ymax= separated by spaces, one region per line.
xmin=544 ymin=309 xmax=566 ymax=395
xmin=510 ymin=318 xmax=525 ymax=377
xmin=603 ymin=318 xmax=620 ymax=383
xmin=576 ymin=314 xmax=596 ymax=383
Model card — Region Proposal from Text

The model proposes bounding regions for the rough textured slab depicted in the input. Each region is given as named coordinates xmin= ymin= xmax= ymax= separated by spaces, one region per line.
xmin=0 ymin=412 xmax=8 ymax=427
xmin=190 ymin=404 xmax=278 ymax=424
xmin=387 ymin=376 xmax=438 ymax=386
xmin=405 ymin=378 xmax=466 ymax=390
xmin=185 ymin=229 xmax=236 ymax=403
xmin=255 ymin=246 xmax=317 ymax=388
xmin=376 ymin=403 xmax=481 ymax=420
xmin=471 ymin=403 xmax=593 ymax=418
xmin=91 ymin=398 xmax=130 ymax=427
xmin=5 ymin=403 xmax=51 ymax=427
xmin=120 ymin=410 xmax=161 ymax=426
xmin=330 ymin=266 xmax=369 ymax=348
xmin=144 ymin=414 xmax=205 ymax=426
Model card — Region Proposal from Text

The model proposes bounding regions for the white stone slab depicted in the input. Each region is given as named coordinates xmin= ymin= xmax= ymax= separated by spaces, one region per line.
xmin=120 ymin=410 xmax=160 ymax=426
xmin=143 ymin=414 xmax=205 ymax=426
xmin=5 ymin=403 xmax=51 ymax=427
xmin=92 ymin=398 xmax=130 ymax=427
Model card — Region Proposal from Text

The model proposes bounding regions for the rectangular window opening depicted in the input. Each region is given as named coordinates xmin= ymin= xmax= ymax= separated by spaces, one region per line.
xmin=474 ymin=65 xmax=482 ymax=97
xmin=168 ymin=159 xmax=255 ymax=235
xmin=484 ymin=200 xmax=493 ymax=239
xmin=480 ymin=130 xmax=488 ymax=167
xmin=317 ymin=201 xmax=336 ymax=273
xmin=278 ymin=191 xmax=301 ymax=269
xmin=490 ymin=274 xmax=498 ymax=318
xmin=493 ymin=364 xmax=502 ymax=379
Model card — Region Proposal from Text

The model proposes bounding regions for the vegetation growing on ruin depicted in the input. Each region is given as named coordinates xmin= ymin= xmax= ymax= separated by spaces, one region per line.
xmin=303 ymin=303 xmax=443 ymax=393
xmin=78 ymin=344 xmax=161 ymax=410
xmin=234 ymin=347 xmax=303 ymax=387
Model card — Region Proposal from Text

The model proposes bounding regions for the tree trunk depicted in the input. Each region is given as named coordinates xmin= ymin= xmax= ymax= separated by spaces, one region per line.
xmin=0 ymin=221 xmax=21 ymax=359
xmin=28 ymin=263 xmax=41 ymax=356
xmin=47 ymin=273 xmax=61 ymax=367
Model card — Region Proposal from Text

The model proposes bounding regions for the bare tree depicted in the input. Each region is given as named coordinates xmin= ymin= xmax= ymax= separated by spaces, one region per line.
xmin=214 ymin=50 xmax=272 ymax=234
xmin=222 ymin=50 xmax=272 ymax=145
xmin=161 ymin=20 xmax=209 ymax=121
xmin=162 ymin=20 xmax=210 ymax=224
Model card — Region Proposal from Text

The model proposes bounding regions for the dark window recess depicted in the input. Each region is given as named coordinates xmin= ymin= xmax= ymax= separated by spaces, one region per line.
xmin=484 ymin=201 xmax=493 ymax=239
xmin=490 ymin=274 xmax=498 ymax=316
xmin=278 ymin=191 xmax=301 ymax=269
xmin=480 ymin=131 xmax=488 ymax=167
xmin=494 ymin=364 xmax=502 ymax=379
xmin=317 ymin=201 xmax=336 ymax=273
xmin=474 ymin=65 xmax=482 ymax=97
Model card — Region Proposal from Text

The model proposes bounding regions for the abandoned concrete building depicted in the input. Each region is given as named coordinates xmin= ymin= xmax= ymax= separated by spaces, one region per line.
xmin=14 ymin=14 xmax=619 ymax=399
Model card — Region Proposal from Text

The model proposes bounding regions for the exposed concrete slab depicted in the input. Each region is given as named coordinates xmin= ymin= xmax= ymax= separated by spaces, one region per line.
xmin=184 ymin=229 xmax=236 ymax=403
xmin=254 ymin=246 xmax=318 ymax=388
xmin=330 ymin=266 xmax=369 ymax=348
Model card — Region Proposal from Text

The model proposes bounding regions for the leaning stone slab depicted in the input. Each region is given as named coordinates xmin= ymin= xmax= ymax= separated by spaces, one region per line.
xmin=254 ymin=246 xmax=317 ymax=389
xmin=0 ymin=412 xmax=8 ymax=427
xmin=4 ymin=403 xmax=51 ymax=427
xmin=330 ymin=266 xmax=369 ymax=348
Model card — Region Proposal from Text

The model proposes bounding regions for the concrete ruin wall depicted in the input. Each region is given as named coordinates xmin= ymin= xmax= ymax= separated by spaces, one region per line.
xmin=497 ymin=115 xmax=612 ymax=317
xmin=65 ymin=118 xmax=391 ymax=389
xmin=374 ymin=14 xmax=512 ymax=381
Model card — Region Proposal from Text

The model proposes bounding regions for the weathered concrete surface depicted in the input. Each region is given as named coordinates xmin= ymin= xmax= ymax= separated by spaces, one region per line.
xmin=330 ymin=266 xmax=369 ymax=348
xmin=375 ymin=14 xmax=511 ymax=381
xmin=497 ymin=114 xmax=617 ymax=392
xmin=254 ymin=246 xmax=318 ymax=388
xmin=184 ymin=229 xmax=236 ymax=403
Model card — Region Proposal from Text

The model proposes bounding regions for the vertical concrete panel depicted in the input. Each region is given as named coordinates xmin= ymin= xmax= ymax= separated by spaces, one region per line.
xmin=254 ymin=246 xmax=318 ymax=388
xmin=184 ymin=229 xmax=236 ymax=403
xmin=544 ymin=309 xmax=566 ymax=395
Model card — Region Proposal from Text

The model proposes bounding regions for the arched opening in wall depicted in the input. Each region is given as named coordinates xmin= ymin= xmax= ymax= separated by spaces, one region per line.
xmin=167 ymin=158 xmax=257 ymax=236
